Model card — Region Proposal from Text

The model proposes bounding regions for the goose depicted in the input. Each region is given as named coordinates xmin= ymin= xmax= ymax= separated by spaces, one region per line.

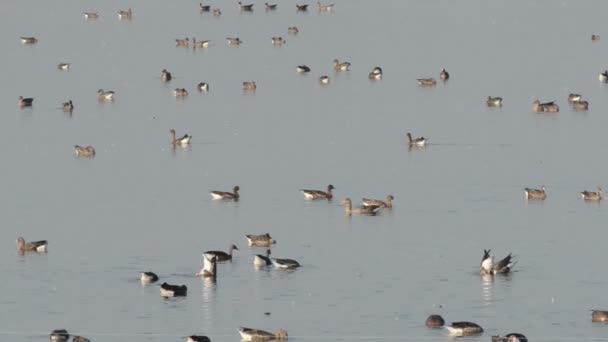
xmin=319 ymin=75 xmax=330 ymax=84
xmin=362 ymin=195 xmax=394 ymax=208
xmin=296 ymin=4 xmax=309 ymax=11
xmin=301 ymin=184 xmax=334 ymax=200
xmin=480 ymin=249 xmax=515 ymax=275
xmin=83 ymin=12 xmax=99 ymax=19
xmin=18 ymin=96 xmax=33 ymax=108
xmin=188 ymin=336 xmax=211 ymax=342
xmin=271 ymin=37 xmax=286 ymax=45
xmin=72 ymin=336 xmax=91 ymax=342
xmin=572 ymin=100 xmax=589 ymax=110
xmin=271 ymin=257 xmax=300 ymax=269
xmin=524 ymin=186 xmax=546 ymax=200
xmin=592 ymin=34 xmax=601 ymax=41
xmin=238 ymin=327 xmax=288 ymax=341
xmin=140 ymin=272 xmax=159 ymax=284
xmin=417 ymin=78 xmax=437 ymax=87
xmin=117 ymin=8 xmax=132 ymax=19
xmin=96 ymin=89 xmax=114 ymax=101
xmin=245 ymin=233 xmax=275 ymax=246
xmin=193 ymin=38 xmax=210 ymax=49
xmin=74 ymin=145 xmax=96 ymax=157
xmin=288 ymin=27 xmax=299 ymax=35
xmin=226 ymin=37 xmax=242 ymax=45
xmin=20 ymin=36 xmax=37 ymax=44
xmin=205 ymin=244 xmax=239 ymax=262
xmin=581 ymin=187 xmax=602 ymax=201
xmin=161 ymin=69 xmax=172 ymax=82
xmin=160 ymin=282 xmax=187 ymax=297
xmin=406 ymin=132 xmax=427 ymax=146
xmin=50 ymin=329 xmax=70 ymax=342
xmin=341 ymin=198 xmax=381 ymax=215
xmin=243 ymin=81 xmax=257 ymax=90
xmin=16 ymin=237 xmax=48 ymax=253
xmin=592 ymin=310 xmax=608 ymax=322
xmin=265 ymin=3 xmax=278 ymax=10
xmin=296 ymin=65 xmax=311 ymax=73
xmin=425 ymin=314 xmax=445 ymax=328
xmin=175 ymin=37 xmax=190 ymax=47
xmin=199 ymin=3 xmax=211 ymax=12
xmin=599 ymin=70 xmax=608 ymax=82
xmin=254 ymin=249 xmax=272 ymax=266
xmin=238 ymin=2 xmax=254 ymax=11
xmin=446 ymin=321 xmax=484 ymax=336
xmin=533 ymin=99 xmax=559 ymax=113
xmin=439 ymin=68 xmax=450 ymax=80
xmin=210 ymin=185 xmax=240 ymax=200
xmin=317 ymin=1 xmax=334 ymax=11
xmin=174 ymin=88 xmax=189 ymax=97
xmin=333 ymin=58 xmax=351 ymax=71
xmin=57 ymin=63 xmax=70 ymax=70
xmin=62 ymin=100 xmax=74 ymax=112
xmin=170 ymin=129 xmax=192 ymax=146
xmin=486 ymin=96 xmax=503 ymax=107
xmin=197 ymin=82 xmax=209 ymax=92
xmin=213 ymin=8 xmax=222 ymax=16
xmin=568 ymin=93 xmax=582 ymax=103
xmin=492 ymin=333 xmax=528 ymax=342
xmin=368 ymin=66 xmax=383 ymax=80
xmin=196 ymin=254 xmax=218 ymax=278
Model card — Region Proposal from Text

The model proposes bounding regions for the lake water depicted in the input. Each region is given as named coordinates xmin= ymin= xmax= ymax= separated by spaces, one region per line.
xmin=3 ymin=0 xmax=608 ymax=341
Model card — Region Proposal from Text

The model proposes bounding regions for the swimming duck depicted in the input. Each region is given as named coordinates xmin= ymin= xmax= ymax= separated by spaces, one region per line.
xmin=480 ymin=249 xmax=515 ymax=275
xmin=198 ymin=82 xmax=209 ymax=92
xmin=188 ymin=336 xmax=211 ymax=342
xmin=362 ymin=195 xmax=394 ymax=208
xmin=243 ymin=81 xmax=257 ymax=90
xmin=301 ymin=184 xmax=334 ymax=200
xmin=425 ymin=314 xmax=445 ymax=328
xmin=592 ymin=34 xmax=601 ymax=41
xmin=238 ymin=2 xmax=254 ymax=11
xmin=83 ymin=12 xmax=99 ymax=19
xmin=319 ymin=75 xmax=330 ymax=84
xmin=193 ymin=38 xmax=210 ymax=49
xmin=18 ymin=96 xmax=33 ymax=108
xmin=50 ymin=329 xmax=70 ymax=342
xmin=533 ymin=99 xmax=559 ymax=113
xmin=581 ymin=187 xmax=602 ymax=201
xmin=524 ymin=186 xmax=546 ymax=200
xmin=16 ymin=236 xmax=48 ymax=253
xmin=97 ymin=89 xmax=115 ymax=101
xmin=117 ymin=8 xmax=132 ymax=19
xmin=196 ymin=254 xmax=218 ymax=278
xmin=161 ymin=69 xmax=172 ymax=82
xmin=57 ymin=63 xmax=70 ymax=70
xmin=486 ymin=96 xmax=503 ymax=107
xmin=568 ymin=93 xmax=582 ymax=103
xmin=572 ymin=100 xmax=589 ymax=110
xmin=592 ymin=310 xmax=608 ymax=322
xmin=246 ymin=233 xmax=276 ymax=246
xmin=205 ymin=244 xmax=239 ymax=262
xmin=72 ymin=336 xmax=91 ymax=342
xmin=160 ymin=282 xmax=187 ymax=297
xmin=406 ymin=132 xmax=427 ymax=146
xmin=140 ymin=271 xmax=159 ymax=284
xmin=492 ymin=333 xmax=528 ymax=342
xmin=74 ymin=145 xmax=96 ymax=157
xmin=288 ymin=27 xmax=299 ymax=35
xmin=271 ymin=37 xmax=286 ymax=45
xmin=210 ymin=185 xmax=240 ymax=200
xmin=333 ymin=58 xmax=351 ymax=71
xmin=446 ymin=321 xmax=484 ymax=336
xmin=439 ymin=68 xmax=449 ymax=80
xmin=227 ymin=37 xmax=242 ymax=45
xmin=62 ymin=100 xmax=74 ymax=112
xmin=297 ymin=65 xmax=311 ymax=73
xmin=368 ymin=66 xmax=383 ymax=80
xmin=199 ymin=3 xmax=211 ymax=12
xmin=317 ymin=1 xmax=334 ymax=11
xmin=296 ymin=4 xmax=309 ymax=11
xmin=213 ymin=8 xmax=222 ymax=16
xmin=599 ymin=70 xmax=608 ymax=82
xmin=170 ymin=129 xmax=192 ymax=146
xmin=254 ymin=249 xmax=272 ymax=266
xmin=20 ymin=36 xmax=37 ymax=44
xmin=175 ymin=37 xmax=190 ymax=47
xmin=238 ymin=327 xmax=288 ymax=341
xmin=341 ymin=198 xmax=381 ymax=215
xmin=174 ymin=88 xmax=189 ymax=97
xmin=265 ymin=3 xmax=278 ymax=10
xmin=417 ymin=78 xmax=437 ymax=87
xmin=271 ymin=257 xmax=301 ymax=269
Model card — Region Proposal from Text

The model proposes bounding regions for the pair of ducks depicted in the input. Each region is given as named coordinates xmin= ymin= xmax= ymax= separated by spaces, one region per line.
xmin=525 ymin=186 xmax=603 ymax=201
xmin=567 ymin=93 xmax=589 ymax=110
xmin=533 ymin=99 xmax=559 ymax=113
xmin=416 ymin=68 xmax=449 ymax=87
xmin=49 ymin=329 xmax=90 ymax=342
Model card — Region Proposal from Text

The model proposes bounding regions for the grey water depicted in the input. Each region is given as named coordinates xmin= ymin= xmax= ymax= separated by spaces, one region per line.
xmin=3 ymin=0 xmax=608 ymax=341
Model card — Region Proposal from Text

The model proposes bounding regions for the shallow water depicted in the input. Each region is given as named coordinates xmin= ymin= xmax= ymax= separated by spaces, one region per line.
xmin=3 ymin=0 xmax=608 ymax=341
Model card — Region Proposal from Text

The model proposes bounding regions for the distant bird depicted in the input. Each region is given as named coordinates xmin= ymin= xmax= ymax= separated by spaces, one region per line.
xmin=446 ymin=322 xmax=484 ymax=336
xmin=238 ymin=1 xmax=254 ymax=11
xmin=301 ymin=184 xmax=334 ymax=200
xmin=243 ymin=81 xmax=257 ymax=90
xmin=49 ymin=329 xmax=70 ymax=342
xmin=83 ymin=12 xmax=99 ymax=19
xmin=333 ymin=58 xmax=351 ymax=71
xmin=440 ymin=68 xmax=450 ymax=80
xmin=57 ymin=63 xmax=70 ymax=70
xmin=368 ymin=66 xmax=383 ymax=80
xmin=592 ymin=34 xmax=601 ymax=41
xmin=160 ymin=282 xmax=187 ymax=297
xmin=198 ymin=82 xmax=209 ymax=92
xmin=297 ymin=65 xmax=311 ymax=73
xmin=72 ymin=336 xmax=91 ymax=342
xmin=297 ymin=4 xmax=309 ymax=11
xmin=317 ymin=1 xmax=334 ymax=11
xmin=581 ymin=187 xmax=602 ymax=201
xmin=362 ymin=195 xmax=394 ymax=209
xmin=492 ymin=333 xmax=528 ymax=342
xmin=213 ymin=8 xmax=222 ymax=16
xmin=199 ymin=3 xmax=211 ymax=12
xmin=18 ymin=96 xmax=33 ymax=108
xmin=600 ymin=70 xmax=608 ymax=82
xmin=425 ymin=314 xmax=445 ymax=328
xmin=96 ymin=89 xmax=115 ymax=101
xmin=592 ymin=310 xmax=608 ymax=322
xmin=205 ymin=244 xmax=239 ymax=262
xmin=170 ymin=129 xmax=192 ymax=146
xmin=341 ymin=198 xmax=381 ymax=216
xmin=567 ymin=93 xmax=582 ymax=103
xmin=239 ymin=327 xmax=288 ymax=341
xmin=193 ymin=38 xmax=210 ymax=49
xmin=161 ymin=69 xmax=172 ymax=82
xmin=74 ymin=145 xmax=96 ymax=157
xmin=265 ymin=3 xmax=278 ymax=10
xmin=16 ymin=236 xmax=48 ymax=253
xmin=524 ymin=186 xmax=546 ymax=200
xmin=196 ymin=254 xmax=217 ymax=278
xmin=533 ymin=99 xmax=559 ymax=113
xmin=486 ymin=96 xmax=503 ymax=107
xmin=210 ymin=185 xmax=240 ymax=200
xmin=188 ymin=336 xmax=211 ymax=342
xmin=406 ymin=132 xmax=427 ymax=147
xmin=572 ymin=100 xmax=589 ymax=110
xmin=271 ymin=37 xmax=286 ymax=45
xmin=175 ymin=37 xmax=190 ymax=47
xmin=253 ymin=249 xmax=272 ymax=266
xmin=271 ymin=257 xmax=301 ymax=269
xmin=288 ymin=27 xmax=299 ymax=35
xmin=417 ymin=78 xmax=437 ymax=87
xmin=62 ymin=100 xmax=74 ymax=112
xmin=246 ymin=233 xmax=276 ymax=246
xmin=117 ymin=8 xmax=132 ymax=19
xmin=140 ymin=272 xmax=159 ymax=284
xmin=480 ymin=249 xmax=515 ymax=275
xmin=174 ymin=88 xmax=189 ymax=97
xmin=20 ymin=36 xmax=38 ymax=44
xmin=226 ymin=37 xmax=242 ymax=45
xmin=319 ymin=75 xmax=330 ymax=84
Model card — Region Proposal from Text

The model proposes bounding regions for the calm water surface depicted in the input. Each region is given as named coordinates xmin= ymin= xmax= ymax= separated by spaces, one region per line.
xmin=2 ymin=0 xmax=608 ymax=341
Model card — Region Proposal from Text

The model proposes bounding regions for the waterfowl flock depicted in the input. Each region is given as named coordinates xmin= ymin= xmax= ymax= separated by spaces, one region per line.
xmin=10 ymin=1 xmax=608 ymax=341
